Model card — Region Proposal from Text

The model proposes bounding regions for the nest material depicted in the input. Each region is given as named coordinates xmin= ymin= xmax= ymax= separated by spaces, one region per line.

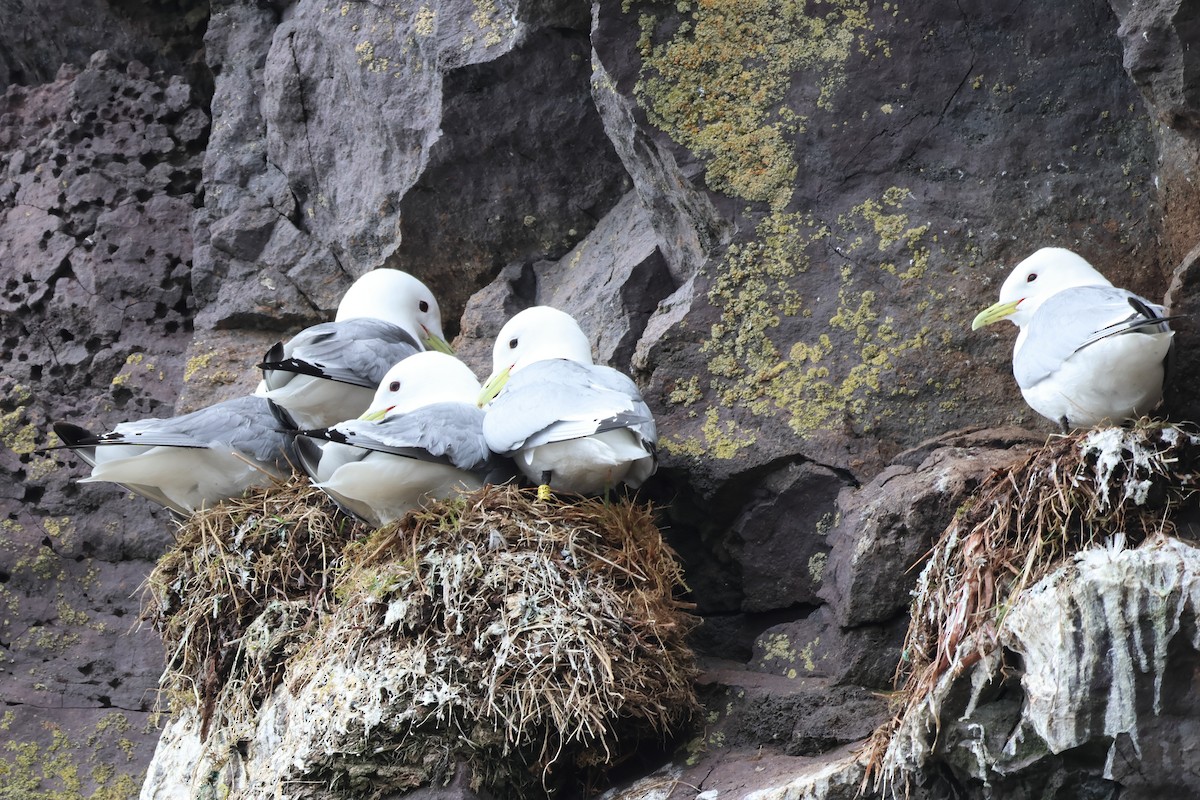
xmin=141 ymin=474 xmax=366 ymax=737
xmin=288 ymin=483 xmax=700 ymax=798
xmin=866 ymin=421 xmax=1200 ymax=791
xmin=142 ymin=480 xmax=698 ymax=799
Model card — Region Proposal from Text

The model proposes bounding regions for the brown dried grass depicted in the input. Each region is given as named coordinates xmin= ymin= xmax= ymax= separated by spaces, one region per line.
xmin=864 ymin=421 xmax=1200 ymax=793
xmin=290 ymin=483 xmax=700 ymax=797
xmin=140 ymin=474 xmax=366 ymax=737
xmin=142 ymin=479 xmax=698 ymax=798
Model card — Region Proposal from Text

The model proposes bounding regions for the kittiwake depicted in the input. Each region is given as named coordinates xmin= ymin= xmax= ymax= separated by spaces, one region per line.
xmin=50 ymin=395 xmax=295 ymax=517
xmin=293 ymin=351 xmax=496 ymax=527
xmin=478 ymin=305 xmax=657 ymax=495
xmin=971 ymin=246 xmax=1174 ymax=431
xmin=257 ymin=269 xmax=453 ymax=429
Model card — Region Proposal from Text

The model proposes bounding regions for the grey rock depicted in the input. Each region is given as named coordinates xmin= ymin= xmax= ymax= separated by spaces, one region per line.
xmin=1112 ymin=0 xmax=1200 ymax=130
xmin=387 ymin=24 xmax=631 ymax=322
xmin=823 ymin=427 xmax=1042 ymax=628
xmin=457 ymin=190 xmax=674 ymax=374
xmin=728 ymin=461 xmax=847 ymax=613
xmin=0 ymin=54 xmax=207 ymax=794
xmin=886 ymin=538 xmax=1200 ymax=799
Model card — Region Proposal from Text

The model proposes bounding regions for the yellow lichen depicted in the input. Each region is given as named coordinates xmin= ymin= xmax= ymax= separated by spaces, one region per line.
xmin=0 ymin=384 xmax=38 ymax=456
xmin=181 ymin=350 xmax=238 ymax=386
xmin=182 ymin=351 xmax=215 ymax=383
xmin=761 ymin=632 xmax=796 ymax=663
xmin=667 ymin=376 xmax=703 ymax=406
xmin=798 ymin=636 xmax=819 ymax=672
xmin=808 ymin=551 xmax=827 ymax=583
xmin=686 ymin=187 xmax=941 ymax=457
xmin=634 ymin=0 xmax=881 ymax=210
xmin=0 ymin=719 xmax=143 ymax=800
xmin=471 ymin=0 xmax=511 ymax=48
xmin=414 ymin=5 xmax=435 ymax=36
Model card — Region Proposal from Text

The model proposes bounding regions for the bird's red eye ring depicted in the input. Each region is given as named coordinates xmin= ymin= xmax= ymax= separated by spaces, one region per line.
xmin=389 ymin=381 xmax=401 ymax=392
xmin=1026 ymin=273 xmax=1037 ymax=282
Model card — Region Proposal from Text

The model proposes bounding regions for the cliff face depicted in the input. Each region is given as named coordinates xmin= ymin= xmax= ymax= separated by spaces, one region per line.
xmin=2 ymin=0 xmax=1200 ymax=797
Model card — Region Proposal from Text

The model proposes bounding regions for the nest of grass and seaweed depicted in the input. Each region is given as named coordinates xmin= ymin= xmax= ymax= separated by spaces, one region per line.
xmin=143 ymin=479 xmax=699 ymax=799
xmin=141 ymin=474 xmax=367 ymax=737
xmin=864 ymin=419 xmax=1200 ymax=793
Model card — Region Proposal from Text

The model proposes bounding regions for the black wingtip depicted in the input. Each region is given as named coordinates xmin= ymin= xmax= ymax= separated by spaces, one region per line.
xmin=292 ymin=435 xmax=325 ymax=480
xmin=258 ymin=341 xmax=285 ymax=371
xmin=51 ymin=422 xmax=97 ymax=448
xmin=1127 ymin=296 xmax=1160 ymax=320
xmin=266 ymin=399 xmax=300 ymax=430
xmin=1127 ymin=296 xmax=1184 ymax=326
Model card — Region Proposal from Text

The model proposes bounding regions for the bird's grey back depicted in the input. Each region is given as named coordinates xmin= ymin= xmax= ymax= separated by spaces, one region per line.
xmin=279 ymin=318 xmax=423 ymax=387
xmin=1016 ymin=285 xmax=1170 ymax=388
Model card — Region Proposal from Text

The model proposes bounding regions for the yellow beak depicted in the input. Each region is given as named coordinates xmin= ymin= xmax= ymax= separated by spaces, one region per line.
xmin=971 ymin=299 xmax=1021 ymax=330
xmin=422 ymin=329 xmax=455 ymax=355
xmin=478 ymin=366 xmax=511 ymax=407
xmin=358 ymin=405 xmax=392 ymax=421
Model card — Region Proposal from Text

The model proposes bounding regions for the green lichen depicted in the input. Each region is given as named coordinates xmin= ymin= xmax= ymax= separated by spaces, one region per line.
xmin=808 ymin=551 xmax=827 ymax=583
xmin=634 ymin=0 xmax=881 ymax=210
xmin=0 ymin=397 xmax=37 ymax=456
xmin=0 ymin=718 xmax=143 ymax=800
xmin=662 ymin=186 xmax=946 ymax=459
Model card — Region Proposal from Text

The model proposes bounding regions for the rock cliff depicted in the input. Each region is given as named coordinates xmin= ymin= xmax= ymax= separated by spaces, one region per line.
xmin=2 ymin=0 xmax=1199 ymax=797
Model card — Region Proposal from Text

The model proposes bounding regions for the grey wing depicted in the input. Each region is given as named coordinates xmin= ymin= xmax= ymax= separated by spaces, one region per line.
xmin=267 ymin=319 xmax=422 ymax=388
xmin=113 ymin=396 xmax=295 ymax=471
xmin=483 ymin=360 xmax=656 ymax=454
xmin=582 ymin=363 xmax=658 ymax=449
xmin=321 ymin=403 xmax=492 ymax=471
xmin=1016 ymin=286 xmax=1171 ymax=388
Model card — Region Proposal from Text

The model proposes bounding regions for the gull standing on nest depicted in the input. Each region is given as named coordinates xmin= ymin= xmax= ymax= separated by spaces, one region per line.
xmin=972 ymin=247 xmax=1175 ymax=431
xmin=478 ymin=306 xmax=657 ymax=497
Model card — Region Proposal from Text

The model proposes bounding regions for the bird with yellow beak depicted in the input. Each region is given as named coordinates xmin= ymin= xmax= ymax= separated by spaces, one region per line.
xmin=478 ymin=306 xmax=657 ymax=497
xmin=257 ymin=269 xmax=454 ymax=429
xmin=971 ymin=247 xmax=1174 ymax=431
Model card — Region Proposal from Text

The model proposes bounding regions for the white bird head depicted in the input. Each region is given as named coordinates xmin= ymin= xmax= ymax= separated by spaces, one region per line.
xmin=478 ymin=306 xmax=594 ymax=406
xmin=335 ymin=269 xmax=452 ymax=353
xmin=361 ymin=351 xmax=482 ymax=420
xmin=972 ymin=247 xmax=1113 ymax=330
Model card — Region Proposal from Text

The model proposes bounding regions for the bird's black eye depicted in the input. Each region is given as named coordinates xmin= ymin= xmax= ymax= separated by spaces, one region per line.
xmin=389 ymin=381 xmax=401 ymax=392
xmin=1026 ymin=272 xmax=1037 ymax=283
xmin=508 ymin=337 xmax=518 ymax=349
xmin=418 ymin=300 xmax=430 ymax=313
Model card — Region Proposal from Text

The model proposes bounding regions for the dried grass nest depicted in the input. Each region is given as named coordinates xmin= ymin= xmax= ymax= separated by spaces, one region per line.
xmin=141 ymin=474 xmax=367 ymax=737
xmin=142 ymin=479 xmax=699 ymax=798
xmin=865 ymin=420 xmax=1200 ymax=791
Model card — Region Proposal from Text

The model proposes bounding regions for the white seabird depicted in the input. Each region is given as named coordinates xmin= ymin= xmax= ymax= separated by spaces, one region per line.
xmin=293 ymin=351 xmax=495 ymax=527
xmin=257 ymin=269 xmax=452 ymax=429
xmin=51 ymin=395 xmax=295 ymax=517
xmin=972 ymin=247 xmax=1175 ymax=431
xmin=478 ymin=305 xmax=657 ymax=495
